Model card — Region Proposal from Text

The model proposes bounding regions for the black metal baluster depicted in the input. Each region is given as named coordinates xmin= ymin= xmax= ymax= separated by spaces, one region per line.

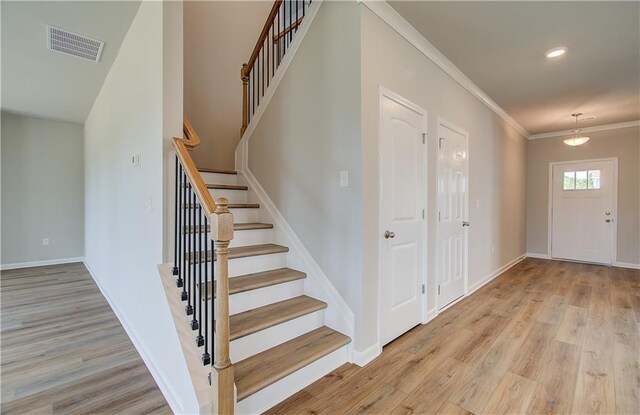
xmin=202 ymin=214 xmax=211 ymax=365
xmin=186 ymin=185 xmax=193 ymax=315
xmin=261 ymin=42 xmax=265 ymax=97
xmin=177 ymin=165 xmax=184 ymax=288
xmin=289 ymin=0 xmax=293 ymax=42
xmin=196 ymin=205 xmax=204 ymax=345
xmin=252 ymin=67 xmax=256 ymax=115
xmin=190 ymin=191 xmax=198 ymax=328
xmin=267 ymin=32 xmax=270 ymax=88
xmin=277 ymin=7 xmax=281 ymax=65
xmin=173 ymin=157 xmax=179 ymax=276
xmin=296 ymin=0 xmax=299 ymax=33
xmin=180 ymin=173 xmax=187 ymax=299
xmin=303 ymin=0 xmax=305 ymax=17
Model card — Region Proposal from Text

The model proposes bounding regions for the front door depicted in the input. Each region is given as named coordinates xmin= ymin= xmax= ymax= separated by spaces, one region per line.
xmin=437 ymin=122 xmax=468 ymax=309
xmin=379 ymin=90 xmax=427 ymax=346
xmin=551 ymin=159 xmax=616 ymax=264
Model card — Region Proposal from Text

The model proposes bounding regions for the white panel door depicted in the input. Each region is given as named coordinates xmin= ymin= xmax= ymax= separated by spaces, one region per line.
xmin=380 ymin=91 xmax=427 ymax=346
xmin=437 ymin=123 xmax=468 ymax=309
xmin=551 ymin=160 xmax=615 ymax=264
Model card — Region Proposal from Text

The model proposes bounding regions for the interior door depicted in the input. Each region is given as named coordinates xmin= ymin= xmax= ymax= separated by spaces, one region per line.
xmin=379 ymin=91 xmax=427 ymax=346
xmin=551 ymin=160 xmax=615 ymax=264
xmin=437 ymin=122 xmax=468 ymax=309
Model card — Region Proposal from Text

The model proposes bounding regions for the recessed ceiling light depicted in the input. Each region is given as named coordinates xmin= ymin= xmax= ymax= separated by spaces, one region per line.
xmin=546 ymin=47 xmax=568 ymax=59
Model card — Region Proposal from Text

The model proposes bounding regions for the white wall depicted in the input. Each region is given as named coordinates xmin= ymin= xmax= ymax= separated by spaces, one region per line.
xmin=248 ymin=1 xmax=362 ymax=321
xmin=84 ymin=2 xmax=198 ymax=413
xmin=1 ymin=112 xmax=84 ymax=267
xmin=184 ymin=1 xmax=272 ymax=170
xmin=359 ymin=6 xmax=528 ymax=353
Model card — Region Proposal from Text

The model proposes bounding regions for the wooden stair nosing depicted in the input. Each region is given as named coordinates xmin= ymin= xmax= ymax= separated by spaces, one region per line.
xmin=198 ymin=167 xmax=237 ymax=175
xmin=183 ymin=203 xmax=260 ymax=209
xmin=183 ymin=222 xmax=274 ymax=234
xmin=229 ymin=295 xmax=327 ymax=341
xmin=205 ymin=183 xmax=248 ymax=191
xmin=199 ymin=267 xmax=306 ymax=300
xmin=186 ymin=243 xmax=289 ymax=263
xmin=234 ymin=326 xmax=351 ymax=401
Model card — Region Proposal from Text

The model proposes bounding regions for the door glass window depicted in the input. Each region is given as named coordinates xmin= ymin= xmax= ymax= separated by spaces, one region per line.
xmin=563 ymin=170 xmax=601 ymax=190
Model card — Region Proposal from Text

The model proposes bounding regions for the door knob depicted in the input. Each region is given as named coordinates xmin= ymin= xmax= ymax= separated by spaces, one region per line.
xmin=384 ymin=230 xmax=395 ymax=239
xmin=605 ymin=211 xmax=611 ymax=216
xmin=462 ymin=221 xmax=470 ymax=227
xmin=605 ymin=219 xmax=613 ymax=223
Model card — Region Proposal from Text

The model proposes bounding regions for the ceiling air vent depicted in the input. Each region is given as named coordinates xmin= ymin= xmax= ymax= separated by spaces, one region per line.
xmin=47 ymin=25 xmax=104 ymax=63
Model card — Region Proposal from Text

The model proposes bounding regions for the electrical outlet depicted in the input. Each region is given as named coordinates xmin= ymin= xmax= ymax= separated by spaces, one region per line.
xmin=42 ymin=238 xmax=49 ymax=246
xmin=476 ymin=199 xmax=480 ymax=209
xmin=340 ymin=170 xmax=349 ymax=187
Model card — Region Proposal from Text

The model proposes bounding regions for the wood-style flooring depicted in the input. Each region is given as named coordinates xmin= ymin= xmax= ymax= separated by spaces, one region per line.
xmin=267 ymin=258 xmax=640 ymax=415
xmin=1 ymin=262 xmax=170 ymax=414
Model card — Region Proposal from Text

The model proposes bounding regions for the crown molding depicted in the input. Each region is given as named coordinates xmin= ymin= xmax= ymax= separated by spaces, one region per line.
xmin=360 ymin=0 xmax=530 ymax=139
xmin=529 ymin=120 xmax=640 ymax=140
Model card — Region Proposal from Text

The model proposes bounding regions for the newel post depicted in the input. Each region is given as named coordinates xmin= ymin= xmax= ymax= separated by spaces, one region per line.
xmin=211 ymin=198 xmax=235 ymax=414
xmin=241 ymin=64 xmax=249 ymax=136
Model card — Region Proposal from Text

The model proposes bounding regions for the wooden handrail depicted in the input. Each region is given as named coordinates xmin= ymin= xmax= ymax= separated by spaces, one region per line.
xmin=241 ymin=0 xmax=283 ymax=79
xmin=172 ymin=118 xmax=215 ymax=218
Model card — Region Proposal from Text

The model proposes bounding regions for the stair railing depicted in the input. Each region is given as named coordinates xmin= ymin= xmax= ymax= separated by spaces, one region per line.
xmin=172 ymin=118 xmax=235 ymax=414
xmin=240 ymin=0 xmax=313 ymax=135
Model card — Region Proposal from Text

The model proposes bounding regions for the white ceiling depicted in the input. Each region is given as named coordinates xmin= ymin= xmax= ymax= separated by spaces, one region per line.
xmin=1 ymin=1 xmax=141 ymax=124
xmin=388 ymin=1 xmax=640 ymax=135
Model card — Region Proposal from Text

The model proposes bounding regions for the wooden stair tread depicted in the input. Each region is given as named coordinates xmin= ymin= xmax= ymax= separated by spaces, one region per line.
xmin=198 ymin=167 xmax=237 ymax=175
xmin=183 ymin=222 xmax=274 ymax=234
xmin=205 ymin=183 xmax=248 ymax=190
xmin=234 ymin=222 xmax=273 ymax=230
xmin=230 ymin=296 xmax=327 ymax=341
xmin=234 ymin=326 xmax=351 ymax=401
xmin=184 ymin=203 xmax=259 ymax=209
xmin=200 ymin=268 xmax=306 ymax=300
xmin=188 ymin=243 xmax=289 ymax=263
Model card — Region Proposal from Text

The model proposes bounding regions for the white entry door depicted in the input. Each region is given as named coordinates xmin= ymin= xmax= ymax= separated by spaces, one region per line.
xmin=551 ymin=159 xmax=616 ymax=265
xmin=379 ymin=90 xmax=427 ymax=346
xmin=437 ymin=122 xmax=468 ymax=309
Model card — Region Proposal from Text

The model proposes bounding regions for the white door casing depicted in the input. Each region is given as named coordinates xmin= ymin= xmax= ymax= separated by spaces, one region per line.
xmin=437 ymin=120 xmax=469 ymax=309
xmin=550 ymin=159 xmax=617 ymax=265
xmin=379 ymin=88 xmax=427 ymax=346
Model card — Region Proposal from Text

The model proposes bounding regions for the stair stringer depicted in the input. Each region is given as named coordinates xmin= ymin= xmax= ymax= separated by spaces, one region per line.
xmin=235 ymin=166 xmax=355 ymax=355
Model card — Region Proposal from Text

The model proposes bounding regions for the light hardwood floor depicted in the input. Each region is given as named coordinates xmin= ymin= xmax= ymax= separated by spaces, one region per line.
xmin=1 ymin=262 xmax=170 ymax=414
xmin=267 ymin=258 xmax=640 ymax=415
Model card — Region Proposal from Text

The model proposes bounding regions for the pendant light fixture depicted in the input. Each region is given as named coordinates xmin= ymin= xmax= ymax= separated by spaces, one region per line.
xmin=564 ymin=113 xmax=590 ymax=146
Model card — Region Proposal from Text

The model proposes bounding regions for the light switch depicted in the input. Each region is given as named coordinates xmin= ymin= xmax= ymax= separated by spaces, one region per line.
xmin=340 ymin=170 xmax=349 ymax=187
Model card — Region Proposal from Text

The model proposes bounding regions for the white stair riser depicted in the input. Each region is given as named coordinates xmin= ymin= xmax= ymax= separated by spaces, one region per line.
xmin=208 ymin=188 xmax=247 ymax=203
xmin=180 ymin=228 xmax=273 ymax=251
xmin=230 ymin=310 xmax=324 ymax=363
xmin=229 ymin=208 xmax=260 ymax=223
xmin=235 ymin=345 xmax=349 ymax=415
xmin=200 ymin=172 xmax=237 ymax=185
xmin=228 ymin=253 xmax=287 ymax=277
xmin=228 ymin=279 xmax=304 ymax=315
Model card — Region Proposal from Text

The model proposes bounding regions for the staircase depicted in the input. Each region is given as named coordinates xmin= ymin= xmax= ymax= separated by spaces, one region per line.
xmin=197 ymin=168 xmax=350 ymax=409
xmin=166 ymin=1 xmax=352 ymax=412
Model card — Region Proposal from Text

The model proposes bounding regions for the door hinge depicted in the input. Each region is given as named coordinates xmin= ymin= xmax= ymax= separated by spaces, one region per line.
xmin=422 ymin=209 xmax=425 ymax=219
xmin=439 ymin=137 xmax=444 ymax=149
xmin=422 ymin=284 xmax=425 ymax=294
xmin=422 ymin=133 xmax=427 ymax=144
xmin=438 ymin=285 xmax=441 ymax=295
xmin=438 ymin=211 xmax=441 ymax=221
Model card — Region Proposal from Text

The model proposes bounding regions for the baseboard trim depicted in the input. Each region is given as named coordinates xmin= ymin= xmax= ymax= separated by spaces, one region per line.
xmin=614 ymin=262 xmax=640 ymax=270
xmin=1 ymin=256 xmax=84 ymax=270
xmin=83 ymin=260 xmax=185 ymax=414
xmin=525 ymin=252 xmax=551 ymax=260
xmin=351 ymin=342 xmax=381 ymax=367
xmin=467 ymin=254 xmax=526 ymax=295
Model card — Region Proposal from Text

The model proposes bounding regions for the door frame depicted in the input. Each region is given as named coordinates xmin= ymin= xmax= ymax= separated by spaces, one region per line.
xmin=547 ymin=157 xmax=618 ymax=265
xmin=435 ymin=117 xmax=469 ymax=311
xmin=377 ymin=86 xmax=429 ymax=349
